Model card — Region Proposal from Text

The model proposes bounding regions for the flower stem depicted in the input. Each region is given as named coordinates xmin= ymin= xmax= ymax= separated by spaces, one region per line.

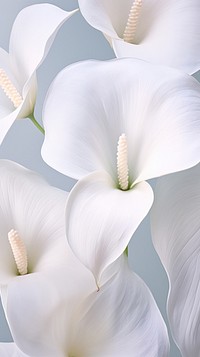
xmin=28 ymin=113 xmax=45 ymax=135
xmin=124 ymin=246 xmax=128 ymax=257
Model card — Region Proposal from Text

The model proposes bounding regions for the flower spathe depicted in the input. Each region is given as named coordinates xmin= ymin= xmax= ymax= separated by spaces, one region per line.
xmin=67 ymin=256 xmax=169 ymax=357
xmin=42 ymin=58 xmax=200 ymax=282
xmin=0 ymin=3 xmax=77 ymax=144
xmin=0 ymin=160 xmax=69 ymax=285
xmin=0 ymin=160 xmax=95 ymax=356
xmin=151 ymin=163 xmax=200 ymax=356
xmin=5 ymin=257 xmax=169 ymax=357
xmin=77 ymin=0 xmax=200 ymax=74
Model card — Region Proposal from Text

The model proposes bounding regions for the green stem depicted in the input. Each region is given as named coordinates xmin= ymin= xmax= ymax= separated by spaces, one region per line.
xmin=28 ymin=113 xmax=45 ymax=135
xmin=124 ymin=246 xmax=128 ymax=257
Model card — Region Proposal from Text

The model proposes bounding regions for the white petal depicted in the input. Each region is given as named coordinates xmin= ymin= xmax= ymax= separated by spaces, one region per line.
xmin=0 ymin=49 xmax=25 ymax=144
xmin=78 ymin=0 xmax=200 ymax=73
xmin=42 ymin=59 xmax=200 ymax=183
xmin=0 ymin=109 xmax=21 ymax=145
xmin=114 ymin=0 xmax=200 ymax=74
xmin=65 ymin=170 xmax=153 ymax=284
xmin=78 ymin=0 xmax=133 ymax=39
xmin=151 ymin=163 xmax=200 ymax=356
xmin=1 ymin=254 xmax=95 ymax=356
xmin=0 ymin=4 xmax=77 ymax=143
xmin=0 ymin=160 xmax=68 ymax=284
xmin=0 ymin=51 xmax=36 ymax=144
xmin=0 ymin=343 xmax=30 ymax=357
xmin=69 ymin=256 xmax=169 ymax=357
xmin=0 ymin=48 xmax=22 ymax=108
xmin=9 ymin=4 xmax=77 ymax=88
xmin=2 ymin=274 xmax=65 ymax=357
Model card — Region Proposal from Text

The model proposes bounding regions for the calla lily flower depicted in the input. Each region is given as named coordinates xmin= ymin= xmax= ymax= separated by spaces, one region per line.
xmin=0 ymin=3 xmax=77 ymax=144
xmin=0 ymin=160 xmax=94 ymax=356
xmin=78 ymin=0 xmax=200 ymax=74
xmin=5 ymin=256 xmax=170 ymax=357
xmin=67 ymin=256 xmax=169 ymax=357
xmin=41 ymin=58 xmax=200 ymax=283
xmin=151 ymin=163 xmax=200 ymax=356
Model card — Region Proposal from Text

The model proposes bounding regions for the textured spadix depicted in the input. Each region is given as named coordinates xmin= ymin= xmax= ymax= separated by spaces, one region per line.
xmin=117 ymin=133 xmax=129 ymax=190
xmin=0 ymin=3 xmax=77 ymax=144
xmin=8 ymin=229 xmax=28 ymax=275
xmin=42 ymin=58 xmax=200 ymax=279
xmin=3 ymin=257 xmax=169 ymax=356
xmin=123 ymin=0 xmax=142 ymax=43
xmin=0 ymin=160 xmax=94 ymax=357
xmin=78 ymin=0 xmax=200 ymax=73
xmin=0 ymin=69 xmax=22 ymax=108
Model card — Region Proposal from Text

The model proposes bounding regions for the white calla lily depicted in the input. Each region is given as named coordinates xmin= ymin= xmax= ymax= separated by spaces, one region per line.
xmin=5 ymin=256 xmax=169 ymax=357
xmin=65 ymin=170 xmax=153 ymax=285
xmin=0 ymin=160 xmax=94 ymax=356
xmin=42 ymin=58 xmax=200 ymax=282
xmin=67 ymin=256 xmax=169 ymax=357
xmin=151 ymin=163 xmax=200 ymax=356
xmin=0 ymin=3 xmax=77 ymax=144
xmin=78 ymin=0 xmax=200 ymax=74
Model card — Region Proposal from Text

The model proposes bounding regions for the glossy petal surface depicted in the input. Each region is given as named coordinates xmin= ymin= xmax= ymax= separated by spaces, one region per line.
xmin=0 ymin=160 xmax=68 ymax=284
xmin=42 ymin=59 xmax=200 ymax=183
xmin=0 ymin=4 xmax=77 ymax=144
xmin=2 ymin=274 xmax=65 ymax=357
xmin=151 ymin=164 xmax=200 ymax=356
xmin=0 ymin=160 xmax=95 ymax=357
xmin=78 ymin=0 xmax=200 ymax=73
xmin=69 ymin=256 xmax=169 ymax=357
xmin=9 ymin=4 xmax=77 ymax=87
xmin=66 ymin=170 xmax=153 ymax=283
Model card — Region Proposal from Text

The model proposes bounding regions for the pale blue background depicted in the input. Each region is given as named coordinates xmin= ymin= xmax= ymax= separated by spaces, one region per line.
xmin=1 ymin=1 xmax=199 ymax=355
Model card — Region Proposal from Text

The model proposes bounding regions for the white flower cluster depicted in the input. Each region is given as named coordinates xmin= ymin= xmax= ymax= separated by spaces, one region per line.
xmin=0 ymin=1 xmax=200 ymax=356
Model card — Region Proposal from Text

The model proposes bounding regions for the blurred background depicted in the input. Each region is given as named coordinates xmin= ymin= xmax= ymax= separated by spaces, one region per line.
xmin=1 ymin=1 xmax=199 ymax=355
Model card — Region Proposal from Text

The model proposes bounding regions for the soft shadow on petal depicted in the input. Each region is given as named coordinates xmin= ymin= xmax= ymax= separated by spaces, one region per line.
xmin=0 ymin=343 xmax=30 ymax=357
xmin=9 ymin=4 xmax=78 ymax=87
xmin=2 ymin=256 xmax=95 ymax=357
xmin=79 ymin=0 xmax=200 ymax=73
xmin=0 ymin=48 xmax=21 ymax=95
xmin=65 ymin=170 xmax=154 ymax=284
xmin=69 ymin=256 xmax=169 ymax=357
xmin=3 ymin=274 xmax=65 ymax=357
xmin=42 ymin=59 xmax=200 ymax=184
xmin=78 ymin=0 xmax=133 ymax=40
xmin=0 ymin=4 xmax=77 ymax=144
xmin=0 ymin=108 xmax=22 ymax=145
xmin=0 ymin=160 xmax=68 ymax=284
xmin=151 ymin=163 xmax=200 ymax=356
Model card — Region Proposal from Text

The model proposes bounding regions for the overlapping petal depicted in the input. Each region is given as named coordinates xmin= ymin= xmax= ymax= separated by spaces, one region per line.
xmin=9 ymin=4 xmax=77 ymax=88
xmin=0 ymin=343 xmax=29 ymax=357
xmin=6 ymin=255 xmax=169 ymax=356
xmin=0 ymin=160 xmax=68 ymax=284
xmin=0 ymin=160 xmax=95 ymax=356
xmin=78 ymin=0 xmax=126 ymax=40
xmin=68 ymin=256 xmax=169 ymax=357
xmin=65 ymin=170 xmax=153 ymax=283
xmin=78 ymin=0 xmax=200 ymax=73
xmin=0 ymin=4 xmax=77 ymax=144
xmin=3 ymin=274 xmax=65 ymax=357
xmin=1 ymin=250 xmax=95 ymax=357
xmin=42 ymin=59 xmax=200 ymax=184
xmin=151 ymin=163 xmax=200 ymax=356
